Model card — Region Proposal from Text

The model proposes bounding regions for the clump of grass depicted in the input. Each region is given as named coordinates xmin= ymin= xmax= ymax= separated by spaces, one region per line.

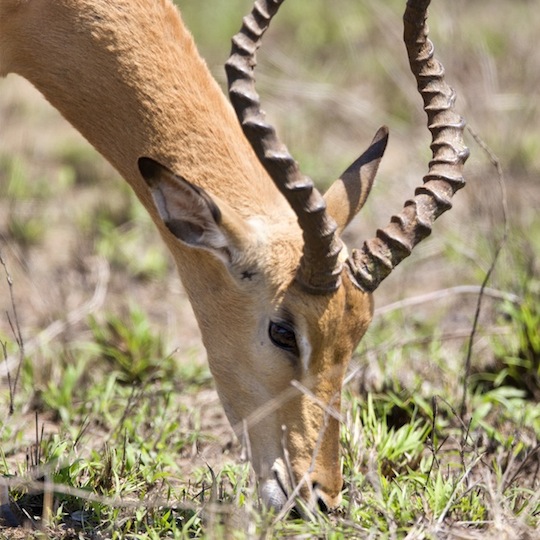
xmin=88 ymin=304 xmax=171 ymax=384
xmin=475 ymin=293 xmax=540 ymax=400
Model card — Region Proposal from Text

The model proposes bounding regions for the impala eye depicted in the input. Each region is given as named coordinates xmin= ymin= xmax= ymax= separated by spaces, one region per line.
xmin=269 ymin=321 xmax=299 ymax=356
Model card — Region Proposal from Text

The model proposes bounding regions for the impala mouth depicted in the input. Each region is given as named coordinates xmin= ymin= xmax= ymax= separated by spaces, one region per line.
xmin=260 ymin=458 xmax=343 ymax=514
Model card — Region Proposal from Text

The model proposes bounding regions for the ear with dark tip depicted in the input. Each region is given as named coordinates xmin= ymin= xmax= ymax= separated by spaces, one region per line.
xmin=137 ymin=157 xmax=255 ymax=265
xmin=324 ymin=126 xmax=389 ymax=235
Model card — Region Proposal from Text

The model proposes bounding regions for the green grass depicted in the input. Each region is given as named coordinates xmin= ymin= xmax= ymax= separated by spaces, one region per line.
xmin=1 ymin=0 xmax=540 ymax=537
xmin=1 ymin=293 xmax=539 ymax=537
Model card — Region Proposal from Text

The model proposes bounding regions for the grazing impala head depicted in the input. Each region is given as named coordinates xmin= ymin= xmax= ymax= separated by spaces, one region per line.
xmin=0 ymin=0 xmax=468 ymax=512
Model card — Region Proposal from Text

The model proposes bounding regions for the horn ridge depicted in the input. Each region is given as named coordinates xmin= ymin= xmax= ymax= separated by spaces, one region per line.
xmin=348 ymin=0 xmax=469 ymax=292
xmin=225 ymin=0 xmax=343 ymax=293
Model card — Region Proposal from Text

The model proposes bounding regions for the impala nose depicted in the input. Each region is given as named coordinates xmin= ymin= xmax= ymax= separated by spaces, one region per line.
xmin=261 ymin=463 xmax=343 ymax=513
xmin=313 ymin=483 xmax=342 ymax=513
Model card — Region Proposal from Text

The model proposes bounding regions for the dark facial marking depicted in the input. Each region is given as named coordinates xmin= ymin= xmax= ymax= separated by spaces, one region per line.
xmin=241 ymin=270 xmax=256 ymax=280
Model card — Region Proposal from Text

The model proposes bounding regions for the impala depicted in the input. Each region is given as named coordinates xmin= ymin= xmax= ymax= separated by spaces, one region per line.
xmin=0 ymin=0 xmax=468 ymax=512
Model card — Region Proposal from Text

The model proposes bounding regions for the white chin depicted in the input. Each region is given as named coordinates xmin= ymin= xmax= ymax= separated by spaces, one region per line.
xmin=259 ymin=478 xmax=288 ymax=510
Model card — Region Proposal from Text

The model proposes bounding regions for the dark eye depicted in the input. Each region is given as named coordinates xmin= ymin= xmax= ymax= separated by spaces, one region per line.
xmin=269 ymin=321 xmax=299 ymax=356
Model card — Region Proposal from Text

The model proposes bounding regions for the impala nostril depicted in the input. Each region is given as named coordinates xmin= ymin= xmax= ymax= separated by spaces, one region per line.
xmin=317 ymin=494 xmax=330 ymax=513
xmin=312 ymin=482 xmax=331 ymax=514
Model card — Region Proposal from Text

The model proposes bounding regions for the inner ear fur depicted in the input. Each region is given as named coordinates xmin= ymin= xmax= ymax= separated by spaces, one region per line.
xmin=324 ymin=126 xmax=388 ymax=234
xmin=138 ymin=157 xmax=259 ymax=265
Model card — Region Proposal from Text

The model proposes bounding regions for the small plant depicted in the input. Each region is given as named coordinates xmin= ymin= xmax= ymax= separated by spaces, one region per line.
xmin=499 ymin=295 xmax=540 ymax=396
xmin=475 ymin=293 xmax=540 ymax=400
xmin=87 ymin=304 xmax=171 ymax=384
xmin=344 ymin=393 xmax=431 ymax=478
xmin=41 ymin=357 xmax=90 ymax=425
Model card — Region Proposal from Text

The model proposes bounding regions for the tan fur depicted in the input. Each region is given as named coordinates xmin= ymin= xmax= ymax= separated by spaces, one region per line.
xmin=0 ymin=0 xmax=375 ymax=510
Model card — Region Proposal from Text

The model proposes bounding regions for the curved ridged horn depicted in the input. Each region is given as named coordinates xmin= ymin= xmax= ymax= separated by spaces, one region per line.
xmin=225 ymin=0 xmax=342 ymax=294
xmin=347 ymin=0 xmax=470 ymax=292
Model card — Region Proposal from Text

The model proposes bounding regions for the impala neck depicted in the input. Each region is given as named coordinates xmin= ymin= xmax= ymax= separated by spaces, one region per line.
xmin=0 ymin=0 xmax=282 ymax=220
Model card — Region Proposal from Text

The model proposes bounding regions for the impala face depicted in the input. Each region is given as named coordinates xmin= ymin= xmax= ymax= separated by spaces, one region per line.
xmin=211 ymin=274 xmax=374 ymax=511
xmin=250 ymin=274 xmax=374 ymax=510
xmin=213 ymin=269 xmax=374 ymax=511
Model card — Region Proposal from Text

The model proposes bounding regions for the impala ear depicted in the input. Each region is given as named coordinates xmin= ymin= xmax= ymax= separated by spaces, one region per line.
xmin=324 ymin=126 xmax=388 ymax=234
xmin=138 ymin=157 xmax=255 ymax=265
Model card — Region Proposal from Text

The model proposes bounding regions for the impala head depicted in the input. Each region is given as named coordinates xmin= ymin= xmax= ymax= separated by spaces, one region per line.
xmin=137 ymin=0 xmax=468 ymax=513
xmin=138 ymin=148 xmax=380 ymax=511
